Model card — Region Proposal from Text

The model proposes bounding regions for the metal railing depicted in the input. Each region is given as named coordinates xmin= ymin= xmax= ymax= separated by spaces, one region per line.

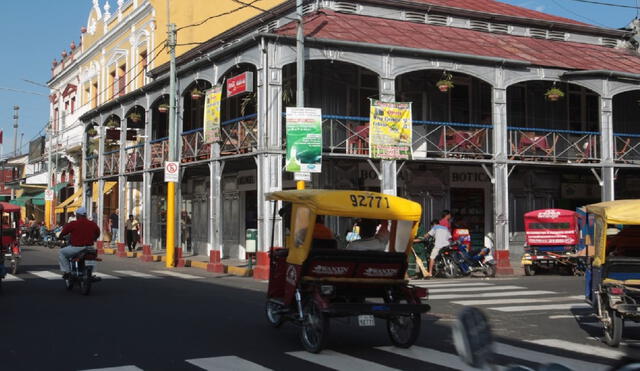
xmin=103 ymin=150 xmax=120 ymax=176
xmin=86 ymin=155 xmax=98 ymax=179
xmin=181 ymin=128 xmax=210 ymax=162
xmin=614 ymin=133 xmax=640 ymax=164
xmin=221 ymin=114 xmax=258 ymax=155
xmin=508 ymin=127 xmax=599 ymax=163
xmin=149 ymin=137 xmax=168 ymax=169
xmin=125 ymin=144 xmax=144 ymax=173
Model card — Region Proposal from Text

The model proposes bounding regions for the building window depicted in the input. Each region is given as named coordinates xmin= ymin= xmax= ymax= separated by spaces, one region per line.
xmin=92 ymin=82 xmax=98 ymax=108
xmin=138 ymin=50 xmax=147 ymax=88
xmin=118 ymin=63 xmax=126 ymax=96
xmin=71 ymin=97 xmax=75 ymax=114
xmin=53 ymin=108 xmax=59 ymax=132
xmin=110 ymin=70 xmax=116 ymax=98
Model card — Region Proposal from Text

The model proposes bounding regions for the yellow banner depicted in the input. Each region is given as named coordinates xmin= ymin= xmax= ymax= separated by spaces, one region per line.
xmin=369 ymin=99 xmax=412 ymax=160
xmin=204 ymin=85 xmax=222 ymax=143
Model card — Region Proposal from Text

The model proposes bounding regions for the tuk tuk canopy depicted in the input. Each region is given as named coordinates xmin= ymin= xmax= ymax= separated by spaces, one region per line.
xmin=0 ymin=202 xmax=21 ymax=213
xmin=523 ymin=209 xmax=578 ymax=246
xmin=266 ymin=190 xmax=421 ymax=221
xmin=586 ymin=200 xmax=640 ymax=225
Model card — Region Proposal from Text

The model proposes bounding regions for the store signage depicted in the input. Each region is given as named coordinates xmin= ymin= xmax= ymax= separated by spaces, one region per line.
xmin=450 ymin=168 xmax=490 ymax=186
xmin=285 ymin=107 xmax=323 ymax=173
xmin=164 ymin=161 xmax=180 ymax=183
xmin=369 ymin=99 xmax=412 ymax=160
xmin=203 ymin=85 xmax=222 ymax=143
xmin=226 ymin=72 xmax=253 ymax=98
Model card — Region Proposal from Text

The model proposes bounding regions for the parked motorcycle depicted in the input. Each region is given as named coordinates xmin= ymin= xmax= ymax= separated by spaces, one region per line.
xmin=3 ymin=243 xmax=20 ymax=275
xmin=458 ymin=243 xmax=496 ymax=277
xmin=64 ymin=247 xmax=101 ymax=295
xmin=433 ymin=243 xmax=464 ymax=278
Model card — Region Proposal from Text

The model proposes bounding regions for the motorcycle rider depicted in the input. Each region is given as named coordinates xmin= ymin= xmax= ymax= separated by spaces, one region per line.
xmin=57 ymin=207 xmax=100 ymax=279
xmin=427 ymin=218 xmax=452 ymax=276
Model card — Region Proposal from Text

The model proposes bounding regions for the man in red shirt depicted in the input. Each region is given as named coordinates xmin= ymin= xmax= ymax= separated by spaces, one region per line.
xmin=57 ymin=207 xmax=100 ymax=278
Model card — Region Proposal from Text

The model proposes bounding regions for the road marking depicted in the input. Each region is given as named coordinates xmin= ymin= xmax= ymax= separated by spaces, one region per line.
xmin=549 ymin=314 xmax=595 ymax=319
xmin=93 ymin=272 xmax=119 ymax=280
xmin=78 ymin=366 xmax=144 ymax=371
xmin=187 ymin=356 xmax=272 ymax=371
xmin=410 ymin=282 xmax=495 ymax=288
xmin=151 ymin=270 xmax=204 ymax=279
xmin=28 ymin=271 xmax=61 ymax=280
xmin=377 ymin=345 xmax=482 ymax=371
xmin=528 ymin=339 xmax=624 ymax=360
xmin=429 ymin=290 xmax=554 ymax=300
xmin=489 ymin=303 xmax=591 ymax=312
xmin=452 ymin=298 xmax=551 ymax=306
xmin=428 ymin=285 xmax=524 ymax=293
xmin=495 ymin=342 xmax=610 ymax=371
xmin=287 ymin=350 xmax=400 ymax=371
xmin=3 ymin=274 xmax=23 ymax=282
xmin=114 ymin=270 xmax=160 ymax=279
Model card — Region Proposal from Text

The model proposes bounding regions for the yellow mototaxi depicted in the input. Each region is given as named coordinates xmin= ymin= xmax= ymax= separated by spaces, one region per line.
xmin=585 ymin=200 xmax=640 ymax=347
xmin=265 ymin=190 xmax=430 ymax=353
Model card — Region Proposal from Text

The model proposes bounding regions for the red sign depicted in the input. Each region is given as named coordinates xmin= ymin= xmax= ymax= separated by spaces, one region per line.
xmin=226 ymin=71 xmax=253 ymax=98
xmin=524 ymin=209 xmax=578 ymax=246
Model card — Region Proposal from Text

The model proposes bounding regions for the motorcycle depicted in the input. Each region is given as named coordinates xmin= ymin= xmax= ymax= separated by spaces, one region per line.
xmin=43 ymin=227 xmax=64 ymax=249
xmin=64 ymin=247 xmax=101 ymax=295
xmin=433 ymin=243 xmax=464 ymax=278
xmin=457 ymin=243 xmax=496 ymax=277
xmin=3 ymin=243 xmax=20 ymax=275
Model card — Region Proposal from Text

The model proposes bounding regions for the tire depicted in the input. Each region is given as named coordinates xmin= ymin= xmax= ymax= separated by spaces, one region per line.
xmin=300 ymin=300 xmax=329 ymax=353
xmin=65 ymin=278 xmax=74 ymax=291
xmin=265 ymin=300 xmax=284 ymax=328
xmin=80 ymin=267 xmax=92 ymax=296
xmin=443 ymin=257 xmax=459 ymax=278
xmin=524 ymin=265 xmax=536 ymax=276
xmin=604 ymin=308 xmax=623 ymax=347
xmin=484 ymin=264 xmax=496 ymax=278
xmin=10 ymin=260 xmax=17 ymax=275
xmin=387 ymin=312 xmax=421 ymax=348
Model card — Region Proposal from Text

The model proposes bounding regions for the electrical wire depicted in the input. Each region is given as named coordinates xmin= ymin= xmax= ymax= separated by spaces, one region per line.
xmin=176 ymin=1 xmax=262 ymax=32
xmin=567 ymin=0 xmax=640 ymax=9
xmin=550 ymin=0 xmax=610 ymax=27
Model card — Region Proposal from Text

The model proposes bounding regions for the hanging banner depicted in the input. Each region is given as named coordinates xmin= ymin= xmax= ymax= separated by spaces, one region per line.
xmin=203 ymin=85 xmax=222 ymax=143
xmin=369 ymin=99 xmax=412 ymax=160
xmin=285 ymin=107 xmax=322 ymax=173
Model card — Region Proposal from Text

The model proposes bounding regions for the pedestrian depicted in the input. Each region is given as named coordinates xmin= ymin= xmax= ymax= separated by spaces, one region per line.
xmin=124 ymin=214 xmax=139 ymax=252
xmin=427 ymin=218 xmax=452 ymax=276
xmin=109 ymin=209 xmax=119 ymax=245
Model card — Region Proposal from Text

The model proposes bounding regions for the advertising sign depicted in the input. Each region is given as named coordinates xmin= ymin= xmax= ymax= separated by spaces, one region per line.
xmin=285 ymin=107 xmax=322 ymax=173
xmin=226 ymin=71 xmax=254 ymax=98
xmin=369 ymin=99 xmax=412 ymax=160
xmin=164 ymin=161 xmax=180 ymax=183
xmin=203 ymin=85 xmax=222 ymax=143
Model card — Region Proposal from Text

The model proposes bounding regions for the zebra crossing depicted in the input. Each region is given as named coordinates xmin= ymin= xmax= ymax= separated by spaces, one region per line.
xmin=3 ymin=269 xmax=207 ymax=282
xmin=77 ymin=339 xmax=617 ymax=371
xmin=411 ymin=279 xmax=591 ymax=313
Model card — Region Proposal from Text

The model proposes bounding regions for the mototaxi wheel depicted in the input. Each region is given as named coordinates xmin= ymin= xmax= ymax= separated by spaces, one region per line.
xmin=484 ymin=263 xmax=496 ymax=278
xmin=64 ymin=277 xmax=74 ymax=291
xmin=387 ymin=311 xmax=421 ymax=348
xmin=604 ymin=308 xmax=623 ymax=347
xmin=300 ymin=300 xmax=329 ymax=353
xmin=80 ymin=267 xmax=92 ymax=296
xmin=10 ymin=260 xmax=18 ymax=275
xmin=265 ymin=300 xmax=284 ymax=328
xmin=524 ymin=264 xmax=536 ymax=276
xmin=442 ymin=256 xmax=460 ymax=278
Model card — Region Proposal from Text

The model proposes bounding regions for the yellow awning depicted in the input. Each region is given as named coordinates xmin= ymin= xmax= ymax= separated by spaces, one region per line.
xmin=55 ymin=188 xmax=83 ymax=213
xmin=92 ymin=181 xmax=117 ymax=202
xmin=586 ymin=200 xmax=640 ymax=225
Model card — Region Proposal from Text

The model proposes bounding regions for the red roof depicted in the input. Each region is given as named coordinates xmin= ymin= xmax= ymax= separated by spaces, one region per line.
xmin=410 ymin=0 xmax=586 ymax=26
xmin=277 ymin=11 xmax=640 ymax=74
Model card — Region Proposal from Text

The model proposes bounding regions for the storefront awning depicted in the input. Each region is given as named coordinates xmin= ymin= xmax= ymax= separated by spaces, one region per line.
xmin=32 ymin=195 xmax=45 ymax=206
xmin=92 ymin=181 xmax=117 ymax=202
xmin=10 ymin=195 xmax=32 ymax=206
xmin=52 ymin=182 xmax=69 ymax=193
xmin=55 ymin=187 xmax=83 ymax=213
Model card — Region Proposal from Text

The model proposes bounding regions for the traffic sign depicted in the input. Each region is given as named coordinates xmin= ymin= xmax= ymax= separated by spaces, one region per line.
xmin=164 ymin=161 xmax=180 ymax=182
xmin=44 ymin=189 xmax=54 ymax=201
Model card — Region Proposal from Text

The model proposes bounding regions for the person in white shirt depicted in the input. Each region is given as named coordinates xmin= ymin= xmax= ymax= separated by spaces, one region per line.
xmin=347 ymin=219 xmax=389 ymax=251
xmin=427 ymin=222 xmax=452 ymax=276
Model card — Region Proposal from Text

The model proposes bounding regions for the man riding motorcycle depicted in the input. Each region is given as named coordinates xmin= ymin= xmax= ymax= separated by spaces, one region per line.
xmin=57 ymin=207 xmax=100 ymax=279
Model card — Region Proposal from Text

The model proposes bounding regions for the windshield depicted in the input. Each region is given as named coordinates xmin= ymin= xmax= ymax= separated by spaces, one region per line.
xmin=528 ymin=222 xmax=571 ymax=230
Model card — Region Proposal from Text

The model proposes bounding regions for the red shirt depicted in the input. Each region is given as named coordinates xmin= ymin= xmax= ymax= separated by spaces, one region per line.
xmin=61 ymin=217 xmax=101 ymax=247
xmin=439 ymin=217 xmax=450 ymax=230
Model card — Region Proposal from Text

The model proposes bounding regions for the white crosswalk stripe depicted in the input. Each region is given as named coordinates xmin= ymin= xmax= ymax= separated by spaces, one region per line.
xmin=28 ymin=270 xmax=61 ymax=280
xmin=187 ymin=356 xmax=272 ymax=371
xmin=78 ymin=366 xmax=143 ymax=371
xmin=113 ymin=270 xmax=160 ymax=279
xmin=377 ymin=345 xmax=480 ymax=370
xmin=287 ymin=350 xmax=400 ymax=371
xmin=93 ymin=272 xmax=119 ymax=280
xmin=528 ymin=339 xmax=625 ymax=360
xmin=151 ymin=270 xmax=204 ymax=279
xmin=428 ymin=285 xmax=524 ymax=293
xmin=494 ymin=342 xmax=610 ymax=371
xmin=489 ymin=303 xmax=591 ymax=312
xmin=430 ymin=289 xmax=554 ymax=300
xmin=411 ymin=282 xmax=494 ymax=288
xmin=3 ymin=274 xmax=23 ymax=281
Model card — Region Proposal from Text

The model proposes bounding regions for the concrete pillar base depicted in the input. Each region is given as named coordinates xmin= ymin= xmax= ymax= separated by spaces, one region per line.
xmin=207 ymin=250 xmax=225 ymax=273
xmin=176 ymin=247 xmax=190 ymax=267
xmin=495 ymin=250 xmax=514 ymax=275
xmin=253 ymin=251 xmax=270 ymax=280
xmin=95 ymin=241 xmax=104 ymax=254
xmin=138 ymin=244 xmax=154 ymax=262
xmin=116 ymin=243 xmax=127 ymax=258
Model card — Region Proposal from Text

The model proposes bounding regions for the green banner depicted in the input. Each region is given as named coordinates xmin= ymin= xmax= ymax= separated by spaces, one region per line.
xmin=285 ymin=107 xmax=322 ymax=173
xmin=203 ymin=85 xmax=222 ymax=143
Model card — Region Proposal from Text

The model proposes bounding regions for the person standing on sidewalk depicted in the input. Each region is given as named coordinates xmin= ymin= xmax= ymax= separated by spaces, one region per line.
xmin=124 ymin=214 xmax=139 ymax=252
xmin=109 ymin=209 xmax=119 ymax=246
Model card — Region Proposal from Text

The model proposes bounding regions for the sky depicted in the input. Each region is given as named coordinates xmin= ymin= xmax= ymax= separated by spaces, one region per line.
xmin=0 ymin=0 xmax=637 ymax=157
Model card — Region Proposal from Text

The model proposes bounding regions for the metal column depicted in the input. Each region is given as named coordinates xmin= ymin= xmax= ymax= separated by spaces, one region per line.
xmin=600 ymin=96 xmax=615 ymax=201
xmin=492 ymin=86 xmax=510 ymax=252
xmin=142 ymin=107 xmax=152 ymax=246
xmin=97 ymin=117 xmax=106 ymax=240
xmin=118 ymin=109 xmax=127 ymax=244
xmin=379 ymin=76 xmax=397 ymax=196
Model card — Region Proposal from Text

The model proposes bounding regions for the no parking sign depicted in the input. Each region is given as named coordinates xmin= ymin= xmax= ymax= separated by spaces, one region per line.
xmin=164 ymin=161 xmax=180 ymax=183
xmin=44 ymin=189 xmax=54 ymax=201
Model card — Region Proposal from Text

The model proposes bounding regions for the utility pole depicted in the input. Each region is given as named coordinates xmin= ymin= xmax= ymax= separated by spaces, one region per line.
xmin=295 ymin=0 xmax=306 ymax=191
xmin=165 ymin=0 xmax=177 ymax=268
xmin=12 ymin=106 xmax=19 ymax=156
xmin=46 ymin=124 xmax=53 ymax=229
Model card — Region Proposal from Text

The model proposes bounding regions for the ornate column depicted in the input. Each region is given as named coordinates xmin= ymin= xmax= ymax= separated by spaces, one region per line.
xmin=97 ymin=115 xmax=106 ymax=243
xmin=600 ymin=96 xmax=615 ymax=201
xmin=117 ymin=108 xmax=127 ymax=255
xmin=142 ymin=106 xmax=152 ymax=248
xmin=379 ymin=75 xmax=397 ymax=196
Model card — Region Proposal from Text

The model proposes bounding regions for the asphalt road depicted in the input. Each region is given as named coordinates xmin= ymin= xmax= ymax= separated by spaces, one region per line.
xmin=2 ymin=247 xmax=639 ymax=371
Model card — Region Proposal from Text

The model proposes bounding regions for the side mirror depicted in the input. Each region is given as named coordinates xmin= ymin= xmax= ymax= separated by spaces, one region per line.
xmin=452 ymin=307 xmax=494 ymax=368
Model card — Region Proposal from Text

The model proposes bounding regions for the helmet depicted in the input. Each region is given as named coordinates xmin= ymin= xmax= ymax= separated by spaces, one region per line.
xmin=76 ymin=207 xmax=87 ymax=216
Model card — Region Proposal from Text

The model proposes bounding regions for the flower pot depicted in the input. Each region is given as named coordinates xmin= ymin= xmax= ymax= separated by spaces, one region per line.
xmin=191 ymin=93 xmax=202 ymax=100
xmin=158 ymin=105 xmax=169 ymax=113
xmin=129 ymin=116 xmax=141 ymax=123
xmin=547 ymin=94 xmax=560 ymax=101
xmin=438 ymin=84 xmax=450 ymax=92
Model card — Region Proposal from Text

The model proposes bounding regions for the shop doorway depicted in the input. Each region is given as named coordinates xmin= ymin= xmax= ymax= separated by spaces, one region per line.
xmin=451 ymin=188 xmax=485 ymax=248
xmin=222 ymin=191 xmax=241 ymax=258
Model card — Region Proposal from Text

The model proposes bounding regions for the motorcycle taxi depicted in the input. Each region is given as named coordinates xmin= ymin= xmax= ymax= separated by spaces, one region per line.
xmin=585 ymin=200 xmax=640 ymax=347
xmin=0 ymin=202 xmax=21 ymax=289
xmin=265 ymin=190 xmax=430 ymax=353
xmin=521 ymin=209 xmax=587 ymax=276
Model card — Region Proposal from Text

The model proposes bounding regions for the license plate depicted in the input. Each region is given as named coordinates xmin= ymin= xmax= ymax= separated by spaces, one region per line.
xmin=85 ymin=260 xmax=97 ymax=266
xmin=358 ymin=315 xmax=375 ymax=327
xmin=5 ymin=254 xmax=12 ymax=257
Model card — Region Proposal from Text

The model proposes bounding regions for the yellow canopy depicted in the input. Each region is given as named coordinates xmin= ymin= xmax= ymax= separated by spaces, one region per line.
xmin=55 ymin=188 xmax=83 ymax=213
xmin=266 ymin=190 xmax=421 ymax=221
xmin=586 ymin=200 xmax=640 ymax=225
xmin=92 ymin=181 xmax=117 ymax=202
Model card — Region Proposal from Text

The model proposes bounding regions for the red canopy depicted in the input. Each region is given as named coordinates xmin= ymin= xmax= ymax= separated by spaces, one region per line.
xmin=0 ymin=202 xmax=21 ymax=213
xmin=524 ymin=209 xmax=578 ymax=246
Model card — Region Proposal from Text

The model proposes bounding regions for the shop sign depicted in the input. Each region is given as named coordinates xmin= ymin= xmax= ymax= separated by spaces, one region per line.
xmin=369 ymin=99 xmax=412 ymax=160
xmin=203 ymin=85 xmax=222 ymax=143
xmin=450 ymin=167 xmax=490 ymax=186
xmin=285 ymin=107 xmax=322 ymax=173
xmin=226 ymin=72 xmax=253 ymax=98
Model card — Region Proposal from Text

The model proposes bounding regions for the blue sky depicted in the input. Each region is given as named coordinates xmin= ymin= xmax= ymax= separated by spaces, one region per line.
xmin=0 ymin=0 xmax=636 ymax=155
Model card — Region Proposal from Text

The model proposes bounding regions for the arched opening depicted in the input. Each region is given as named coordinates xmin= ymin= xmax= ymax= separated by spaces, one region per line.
xmin=102 ymin=114 xmax=121 ymax=177
xmin=150 ymin=96 xmax=170 ymax=168
xmin=181 ymin=79 xmax=213 ymax=162
xmin=124 ymin=105 xmax=145 ymax=173
xmin=613 ymin=90 xmax=640 ymax=164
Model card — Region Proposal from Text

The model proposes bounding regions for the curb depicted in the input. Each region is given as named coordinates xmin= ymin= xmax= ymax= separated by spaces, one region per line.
xmin=227 ymin=265 xmax=253 ymax=277
xmin=103 ymin=248 xmax=116 ymax=255
xmin=190 ymin=261 xmax=208 ymax=270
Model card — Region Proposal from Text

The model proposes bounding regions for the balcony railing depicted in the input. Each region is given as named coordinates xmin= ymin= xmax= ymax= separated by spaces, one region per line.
xmin=125 ymin=144 xmax=144 ymax=173
xmin=87 ymin=155 xmax=98 ymax=179
xmin=614 ymin=134 xmax=640 ymax=164
xmin=508 ymin=127 xmax=599 ymax=163
xmin=221 ymin=114 xmax=258 ymax=155
xmin=181 ymin=128 xmax=210 ymax=162
xmin=150 ymin=137 xmax=168 ymax=169
xmin=103 ymin=150 xmax=120 ymax=176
